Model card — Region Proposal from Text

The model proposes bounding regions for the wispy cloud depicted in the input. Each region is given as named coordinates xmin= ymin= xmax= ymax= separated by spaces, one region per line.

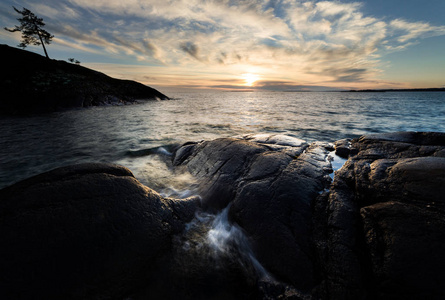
xmin=3 ymin=0 xmax=444 ymax=89
xmin=390 ymin=19 xmax=445 ymax=43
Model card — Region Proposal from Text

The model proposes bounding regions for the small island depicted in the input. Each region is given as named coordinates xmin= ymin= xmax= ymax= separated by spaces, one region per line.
xmin=0 ymin=44 xmax=169 ymax=115
xmin=346 ymin=88 xmax=445 ymax=92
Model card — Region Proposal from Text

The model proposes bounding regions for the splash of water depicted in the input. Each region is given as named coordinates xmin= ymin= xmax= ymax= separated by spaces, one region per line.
xmin=126 ymin=144 xmax=274 ymax=281
xmin=185 ymin=204 xmax=273 ymax=280
xmin=327 ymin=150 xmax=348 ymax=180
xmin=118 ymin=149 xmax=199 ymax=198
xmin=206 ymin=205 xmax=236 ymax=254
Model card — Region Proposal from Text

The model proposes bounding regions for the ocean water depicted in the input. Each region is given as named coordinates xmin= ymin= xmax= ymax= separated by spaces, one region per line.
xmin=1 ymin=91 xmax=444 ymax=189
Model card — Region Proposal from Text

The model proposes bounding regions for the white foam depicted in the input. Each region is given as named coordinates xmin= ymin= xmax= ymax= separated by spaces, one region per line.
xmin=205 ymin=205 xmax=273 ymax=279
xmin=327 ymin=150 xmax=348 ymax=180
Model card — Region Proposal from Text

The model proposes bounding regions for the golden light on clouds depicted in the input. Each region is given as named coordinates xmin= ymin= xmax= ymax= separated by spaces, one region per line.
xmin=5 ymin=0 xmax=443 ymax=90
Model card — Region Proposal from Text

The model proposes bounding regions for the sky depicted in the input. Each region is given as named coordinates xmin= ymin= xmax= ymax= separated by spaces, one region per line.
xmin=1 ymin=0 xmax=445 ymax=92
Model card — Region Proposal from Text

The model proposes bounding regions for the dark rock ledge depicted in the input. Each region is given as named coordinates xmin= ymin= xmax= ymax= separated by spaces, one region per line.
xmin=0 ymin=44 xmax=169 ymax=115
xmin=0 ymin=132 xmax=444 ymax=299
xmin=0 ymin=163 xmax=200 ymax=299
xmin=313 ymin=132 xmax=445 ymax=299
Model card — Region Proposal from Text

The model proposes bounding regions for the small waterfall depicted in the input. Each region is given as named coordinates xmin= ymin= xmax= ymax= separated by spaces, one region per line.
xmin=206 ymin=205 xmax=272 ymax=279
xmin=181 ymin=204 xmax=273 ymax=281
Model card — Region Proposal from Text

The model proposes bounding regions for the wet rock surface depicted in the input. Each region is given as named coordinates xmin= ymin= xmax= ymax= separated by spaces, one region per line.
xmin=174 ymin=132 xmax=445 ymax=299
xmin=314 ymin=131 xmax=445 ymax=299
xmin=0 ymin=163 xmax=199 ymax=299
xmin=173 ymin=134 xmax=334 ymax=291
xmin=1 ymin=131 xmax=444 ymax=299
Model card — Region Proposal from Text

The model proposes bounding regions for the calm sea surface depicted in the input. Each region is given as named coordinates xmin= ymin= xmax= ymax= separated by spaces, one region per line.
xmin=1 ymin=91 xmax=444 ymax=189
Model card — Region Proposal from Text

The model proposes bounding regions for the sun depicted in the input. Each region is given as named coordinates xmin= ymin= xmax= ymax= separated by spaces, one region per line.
xmin=242 ymin=73 xmax=259 ymax=86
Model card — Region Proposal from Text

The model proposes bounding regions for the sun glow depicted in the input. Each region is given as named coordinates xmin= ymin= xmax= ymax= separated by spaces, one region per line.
xmin=242 ymin=73 xmax=260 ymax=86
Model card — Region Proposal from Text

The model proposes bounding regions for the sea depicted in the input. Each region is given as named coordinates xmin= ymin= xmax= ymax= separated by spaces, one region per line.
xmin=1 ymin=91 xmax=444 ymax=190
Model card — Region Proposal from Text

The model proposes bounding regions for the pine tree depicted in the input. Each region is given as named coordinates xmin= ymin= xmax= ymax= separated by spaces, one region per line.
xmin=4 ymin=7 xmax=54 ymax=59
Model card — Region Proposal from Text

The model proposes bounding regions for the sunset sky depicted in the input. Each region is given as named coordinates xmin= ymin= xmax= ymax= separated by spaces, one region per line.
xmin=1 ymin=0 xmax=445 ymax=92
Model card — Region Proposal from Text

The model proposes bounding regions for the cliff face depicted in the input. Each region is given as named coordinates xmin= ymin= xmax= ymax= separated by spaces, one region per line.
xmin=0 ymin=44 xmax=169 ymax=115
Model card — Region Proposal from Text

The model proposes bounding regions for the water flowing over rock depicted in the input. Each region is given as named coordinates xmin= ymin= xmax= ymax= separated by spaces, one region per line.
xmin=174 ymin=132 xmax=445 ymax=299
xmin=0 ymin=132 xmax=444 ymax=299
xmin=173 ymin=134 xmax=334 ymax=292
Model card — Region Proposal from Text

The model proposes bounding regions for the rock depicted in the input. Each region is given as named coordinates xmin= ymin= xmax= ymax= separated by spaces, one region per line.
xmin=312 ymin=168 xmax=365 ymax=299
xmin=257 ymin=278 xmax=311 ymax=300
xmin=143 ymin=208 xmax=261 ymax=300
xmin=357 ymin=131 xmax=445 ymax=146
xmin=353 ymin=131 xmax=445 ymax=160
xmin=173 ymin=134 xmax=333 ymax=291
xmin=174 ymin=131 xmax=445 ymax=299
xmin=0 ymin=44 xmax=169 ymax=115
xmin=231 ymin=142 xmax=332 ymax=290
xmin=2 ymin=131 xmax=444 ymax=299
xmin=313 ymin=131 xmax=445 ymax=299
xmin=0 ymin=163 xmax=200 ymax=299
xmin=333 ymin=138 xmax=353 ymax=158
xmin=173 ymin=137 xmax=272 ymax=211
xmin=361 ymin=201 xmax=445 ymax=299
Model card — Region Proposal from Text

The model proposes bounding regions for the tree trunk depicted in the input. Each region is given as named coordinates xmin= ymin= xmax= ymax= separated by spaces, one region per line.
xmin=38 ymin=33 xmax=49 ymax=59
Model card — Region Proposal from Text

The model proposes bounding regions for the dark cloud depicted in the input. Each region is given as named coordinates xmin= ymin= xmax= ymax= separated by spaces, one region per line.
xmin=50 ymin=22 xmax=91 ymax=42
xmin=335 ymin=74 xmax=365 ymax=82
xmin=143 ymin=40 xmax=157 ymax=56
xmin=179 ymin=41 xmax=200 ymax=60
xmin=209 ymin=80 xmax=342 ymax=91
xmin=327 ymin=68 xmax=368 ymax=82
xmin=305 ymin=66 xmax=369 ymax=83
xmin=210 ymin=85 xmax=256 ymax=90
xmin=256 ymin=81 xmax=342 ymax=91
xmin=112 ymin=35 xmax=142 ymax=52
xmin=216 ymin=52 xmax=227 ymax=64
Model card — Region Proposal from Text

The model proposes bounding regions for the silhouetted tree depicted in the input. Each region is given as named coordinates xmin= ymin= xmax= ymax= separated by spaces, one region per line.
xmin=4 ymin=7 xmax=53 ymax=59
xmin=68 ymin=58 xmax=81 ymax=65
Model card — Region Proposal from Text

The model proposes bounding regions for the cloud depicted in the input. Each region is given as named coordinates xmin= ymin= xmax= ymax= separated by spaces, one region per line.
xmin=390 ymin=19 xmax=445 ymax=43
xmin=30 ymin=3 xmax=80 ymax=19
xmin=179 ymin=41 xmax=201 ymax=61
xmin=4 ymin=0 xmax=444 ymax=88
xmin=254 ymin=80 xmax=343 ymax=91
xmin=316 ymin=1 xmax=362 ymax=17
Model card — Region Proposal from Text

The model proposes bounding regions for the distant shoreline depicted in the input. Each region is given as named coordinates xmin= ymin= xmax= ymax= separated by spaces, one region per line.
xmin=345 ymin=88 xmax=445 ymax=93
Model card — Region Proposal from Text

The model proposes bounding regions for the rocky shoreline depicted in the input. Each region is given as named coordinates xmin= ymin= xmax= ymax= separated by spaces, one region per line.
xmin=0 ymin=131 xmax=444 ymax=299
xmin=0 ymin=45 xmax=169 ymax=115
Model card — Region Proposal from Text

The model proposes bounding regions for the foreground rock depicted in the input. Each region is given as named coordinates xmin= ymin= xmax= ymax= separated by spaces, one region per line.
xmin=1 ymin=132 xmax=444 ymax=299
xmin=174 ymin=132 xmax=445 ymax=299
xmin=173 ymin=134 xmax=334 ymax=292
xmin=314 ymin=132 xmax=445 ymax=299
xmin=0 ymin=163 xmax=199 ymax=299
xmin=0 ymin=44 xmax=169 ymax=115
